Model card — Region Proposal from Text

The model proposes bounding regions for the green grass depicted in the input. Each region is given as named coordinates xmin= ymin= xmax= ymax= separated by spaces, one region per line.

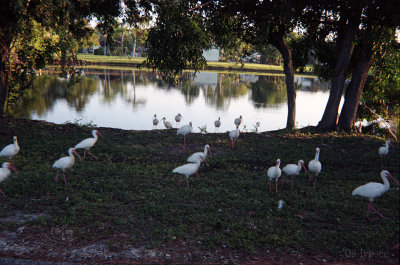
xmin=77 ymin=53 xmax=314 ymax=73
xmin=0 ymin=118 xmax=399 ymax=261
xmin=77 ymin=54 xmax=147 ymax=64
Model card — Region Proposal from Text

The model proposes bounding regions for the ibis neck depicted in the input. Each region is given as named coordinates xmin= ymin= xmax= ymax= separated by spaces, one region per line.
xmin=382 ymin=176 xmax=390 ymax=191
xmin=297 ymin=162 xmax=302 ymax=172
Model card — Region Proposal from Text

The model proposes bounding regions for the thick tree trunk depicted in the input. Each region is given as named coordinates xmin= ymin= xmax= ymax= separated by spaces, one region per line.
xmin=317 ymin=10 xmax=361 ymax=131
xmin=271 ymin=35 xmax=296 ymax=129
xmin=0 ymin=38 xmax=11 ymax=116
xmin=337 ymin=42 xmax=373 ymax=132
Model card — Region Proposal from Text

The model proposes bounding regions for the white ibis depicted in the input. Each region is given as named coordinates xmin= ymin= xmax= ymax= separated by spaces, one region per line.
xmin=234 ymin=115 xmax=243 ymax=127
xmin=352 ymin=170 xmax=399 ymax=221
xmin=378 ymin=140 xmax=394 ymax=163
xmin=172 ymin=159 xmax=202 ymax=189
xmin=153 ymin=114 xmax=159 ymax=129
xmin=74 ymin=130 xmax=103 ymax=160
xmin=187 ymin=144 xmax=212 ymax=165
xmin=53 ymin=148 xmax=81 ymax=185
xmin=282 ymin=160 xmax=307 ymax=189
xmin=175 ymin=113 xmax=183 ymax=128
xmin=214 ymin=117 xmax=221 ymax=132
xmin=0 ymin=136 xmax=20 ymax=167
xmin=229 ymin=126 xmax=240 ymax=149
xmin=0 ymin=162 xmax=16 ymax=198
xmin=177 ymin=122 xmax=192 ymax=148
xmin=308 ymin=147 xmax=322 ymax=187
xmin=161 ymin=117 xmax=173 ymax=129
xmin=267 ymin=159 xmax=281 ymax=194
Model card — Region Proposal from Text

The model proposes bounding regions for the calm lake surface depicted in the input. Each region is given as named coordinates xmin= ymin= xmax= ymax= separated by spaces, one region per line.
xmin=13 ymin=68 xmax=338 ymax=133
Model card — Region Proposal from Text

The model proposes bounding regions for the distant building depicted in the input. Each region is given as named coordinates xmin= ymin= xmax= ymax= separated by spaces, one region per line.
xmin=202 ymin=47 xmax=219 ymax=62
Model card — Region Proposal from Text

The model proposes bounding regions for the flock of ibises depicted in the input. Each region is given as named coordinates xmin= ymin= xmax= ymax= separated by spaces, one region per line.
xmin=0 ymin=115 xmax=398 ymax=221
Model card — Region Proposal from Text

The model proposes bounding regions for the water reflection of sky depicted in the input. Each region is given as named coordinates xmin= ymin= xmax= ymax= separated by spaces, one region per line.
xmin=27 ymin=70 xmax=341 ymax=133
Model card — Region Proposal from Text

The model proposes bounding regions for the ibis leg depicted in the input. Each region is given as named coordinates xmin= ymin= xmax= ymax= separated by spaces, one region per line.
xmin=55 ymin=169 xmax=60 ymax=182
xmin=178 ymin=176 xmax=182 ymax=186
xmin=370 ymin=204 xmax=386 ymax=219
xmin=88 ymin=150 xmax=98 ymax=160
xmin=269 ymin=182 xmax=272 ymax=193
xmin=365 ymin=202 xmax=372 ymax=221
xmin=0 ymin=189 xmax=7 ymax=198
xmin=9 ymin=159 xmax=18 ymax=172
xmin=275 ymin=179 xmax=278 ymax=194
xmin=63 ymin=172 xmax=68 ymax=185
xmin=186 ymin=178 xmax=190 ymax=189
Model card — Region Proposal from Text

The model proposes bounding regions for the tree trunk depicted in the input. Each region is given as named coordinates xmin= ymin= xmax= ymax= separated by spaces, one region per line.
xmin=271 ymin=34 xmax=296 ymax=129
xmin=121 ymin=30 xmax=125 ymax=56
xmin=132 ymin=30 xmax=136 ymax=57
xmin=317 ymin=9 xmax=361 ymax=131
xmin=337 ymin=41 xmax=373 ymax=132
xmin=0 ymin=38 xmax=11 ymax=116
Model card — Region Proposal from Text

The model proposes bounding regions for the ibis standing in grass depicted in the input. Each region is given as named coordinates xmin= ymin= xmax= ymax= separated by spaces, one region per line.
xmin=161 ymin=117 xmax=173 ymax=129
xmin=378 ymin=140 xmax=394 ymax=164
xmin=0 ymin=162 xmax=16 ymax=198
xmin=267 ymin=159 xmax=281 ymax=194
xmin=177 ymin=122 xmax=192 ymax=148
xmin=229 ymin=126 xmax=240 ymax=149
xmin=172 ymin=159 xmax=202 ymax=189
xmin=74 ymin=130 xmax=103 ymax=160
xmin=187 ymin=144 xmax=212 ymax=165
xmin=53 ymin=148 xmax=81 ymax=185
xmin=282 ymin=160 xmax=307 ymax=189
xmin=0 ymin=136 xmax=20 ymax=168
xmin=214 ymin=117 xmax=221 ymax=132
xmin=308 ymin=147 xmax=321 ymax=187
xmin=352 ymin=170 xmax=399 ymax=221
xmin=152 ymin=114 xmax=159 ymax=129
xmin=175 ymin=113 xmax=183 ymax=128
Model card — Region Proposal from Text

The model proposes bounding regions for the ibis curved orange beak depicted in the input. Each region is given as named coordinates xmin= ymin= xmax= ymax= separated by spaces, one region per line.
xmin=301 ymin=162 xmax=307 ymax=173
xmin=387 ymin=173 xmax=399 ymax=186
xmin=72 ymin=149 xmax=82 ymax=160
xmin=8 ymin=163 xmax=17 ymax=172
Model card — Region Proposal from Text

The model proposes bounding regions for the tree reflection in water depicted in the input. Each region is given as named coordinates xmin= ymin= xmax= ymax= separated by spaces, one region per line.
xmin=9 ymin=68 xmax=329 ymax=132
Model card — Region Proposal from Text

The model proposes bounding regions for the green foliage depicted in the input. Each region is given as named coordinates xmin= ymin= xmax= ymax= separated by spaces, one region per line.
xmin=145 ymin=0 xmax=210 ymax=78
xmin=358 ymin=37 xmax=400 ymax=120
xmin=358 ymin=35 xmax=400 ymax=135
xmin=94 ymin=47 xmax=105 ymax=55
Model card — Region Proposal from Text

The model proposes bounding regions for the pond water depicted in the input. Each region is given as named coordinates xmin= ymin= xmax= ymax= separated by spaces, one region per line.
xmin=11 ymin=68 xmax=339 ymax=133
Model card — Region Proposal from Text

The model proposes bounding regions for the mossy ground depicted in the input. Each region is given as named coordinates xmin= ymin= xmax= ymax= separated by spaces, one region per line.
xmin=0 ymin=117 xmax=398 ymax=264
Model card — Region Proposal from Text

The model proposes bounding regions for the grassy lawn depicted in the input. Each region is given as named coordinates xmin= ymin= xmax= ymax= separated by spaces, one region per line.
xmin=77 ymin=53 xmax=314 ymax=73
xmin=0 ymin=118 xmax=398 ymax=263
